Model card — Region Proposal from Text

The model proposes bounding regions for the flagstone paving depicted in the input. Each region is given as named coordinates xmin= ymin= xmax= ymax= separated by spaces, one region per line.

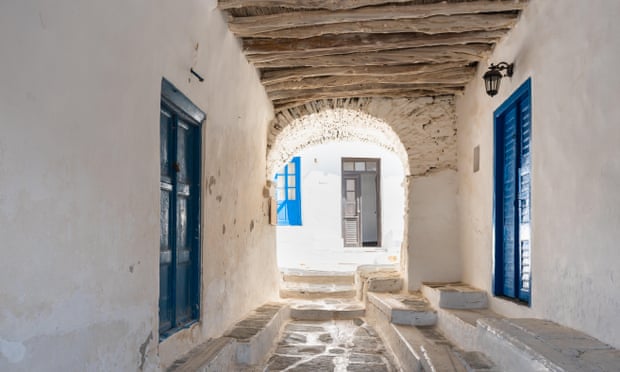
xmin=259 ymin=319 xmax=396 ymax=372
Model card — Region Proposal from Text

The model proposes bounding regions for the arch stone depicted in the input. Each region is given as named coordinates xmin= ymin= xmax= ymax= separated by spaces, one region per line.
xmin=267 ymin=96 xmax=456 ymax=177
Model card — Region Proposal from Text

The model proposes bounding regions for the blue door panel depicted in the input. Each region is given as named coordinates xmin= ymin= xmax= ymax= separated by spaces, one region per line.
xmin=159 ymin=85 xmax=202 ymax=338
xmin=495 ymin=79 xmax=532 ymax=304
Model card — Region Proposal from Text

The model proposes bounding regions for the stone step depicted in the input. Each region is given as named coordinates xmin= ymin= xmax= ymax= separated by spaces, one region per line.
xmin=281 ymin=268 xmax=355 ymax=285
xmin=223 ymin=302 xmax=290 ymax=366
xmin=453 ymin=350 xmax=500 ymax=372
xmin=421 ymin=282 xmax=488 ymax=310
xmin=167 ymin=337 xmax=236 ymax=372
xmin=288 ymin=299 xmax=365 ymax=321
xmin=477 ymin=318 xmax=620 ymax=372
xmin=434 ymin=307 xmax=504 ymax=352
xmin=368 ymin=292 xmax=437 ymax=326
xmin=393 ymin=324 xmax=468 ymax=372
xmin=355 ymin=265 xmax=403 ymax=301
xmin=366 ymin=294 xmax=499 ymax=372
xmin=279 ymin=281 xmax=356 ymax=299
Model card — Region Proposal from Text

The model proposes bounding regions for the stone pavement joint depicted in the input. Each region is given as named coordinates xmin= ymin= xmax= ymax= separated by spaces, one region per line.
xmin=261 ymin=319 xmax=397 ymax=371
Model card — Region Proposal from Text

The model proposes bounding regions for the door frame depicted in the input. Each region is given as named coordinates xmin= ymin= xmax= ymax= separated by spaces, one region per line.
xmin=492 ymin=78 xmax=532 ymax=305
xmin=341 ymin=157 xmax=382 ymax=247
xmin=159 ymin=79 xmax=205 ymax=339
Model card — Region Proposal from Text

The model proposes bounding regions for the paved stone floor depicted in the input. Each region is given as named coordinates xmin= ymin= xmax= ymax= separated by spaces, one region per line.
xmin=257 ymin=319 xmax=396 ymax=371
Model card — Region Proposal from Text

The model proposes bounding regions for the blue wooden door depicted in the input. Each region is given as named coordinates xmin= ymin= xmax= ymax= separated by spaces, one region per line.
xmin=159 ymin=81 xmax=202 ymax=338
xmin=160 ymin=108 xmax=174 ymax=333
xmin=494 ymin=79 xmax=531 ymax=304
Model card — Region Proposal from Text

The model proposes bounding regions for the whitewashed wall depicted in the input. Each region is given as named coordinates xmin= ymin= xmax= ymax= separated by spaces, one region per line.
xmin=0 ymin=0 xmax=278 ymax=370
xmin=407 ymin=169 xmax=460 ymax=289
xmin=277 ymin=142 xmax=405 ymax=271
xmin=456 ymin=0 xmax=620 ymax=348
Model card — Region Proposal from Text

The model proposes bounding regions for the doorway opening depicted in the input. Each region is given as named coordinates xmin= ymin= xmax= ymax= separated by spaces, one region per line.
xmin=342 ymin=158 xmax=381 ymax=247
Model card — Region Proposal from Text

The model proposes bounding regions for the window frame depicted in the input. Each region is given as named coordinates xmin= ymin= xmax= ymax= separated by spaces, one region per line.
xmin=275 ymin=157 xmax=302 ymax=226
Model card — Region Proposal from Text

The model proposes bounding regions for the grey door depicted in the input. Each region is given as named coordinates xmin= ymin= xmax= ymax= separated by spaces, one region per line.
xmin=342 ymin=175 xmax=361 ymax=247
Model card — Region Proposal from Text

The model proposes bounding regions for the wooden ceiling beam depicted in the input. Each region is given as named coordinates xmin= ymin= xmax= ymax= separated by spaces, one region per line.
xmin=252 ymin=44 xmax=490 ymax=69
xmin=225 ymin=0 xmax=528 ymax=35
xmin=244 ymin=31 xmax=504 ymax=62
xmin=235 ymin=13 xmax=518 ymax=39
xmin=260 ymin=62 xmax=473 ymax=85
xmin=263 ymin=67 xmax=477 ymax=92
xmin=219 ymin=0 xmax=417 ymax=11
xmin=268 ymin=83 xmax=464 ymax=101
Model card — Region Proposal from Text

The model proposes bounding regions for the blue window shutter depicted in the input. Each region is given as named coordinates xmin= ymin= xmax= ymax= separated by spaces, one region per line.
xmin=275 ymin=157 xmax=302 ymax=226
xmin=494 ymin=79 xmax=532 ymax=305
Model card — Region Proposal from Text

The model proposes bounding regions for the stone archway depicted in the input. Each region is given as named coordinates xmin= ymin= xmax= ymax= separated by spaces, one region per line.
xmin=266 ymin=96 xmax=459 ymax=288
xmin=267 ymin=96 xmax=456 ymax=178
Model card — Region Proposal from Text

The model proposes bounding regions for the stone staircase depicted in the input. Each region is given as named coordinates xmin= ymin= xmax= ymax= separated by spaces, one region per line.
xmin=366 ymin=285 xmax=498 ymax=372
xmin=169 ymin=271 xmax=620 ymax=371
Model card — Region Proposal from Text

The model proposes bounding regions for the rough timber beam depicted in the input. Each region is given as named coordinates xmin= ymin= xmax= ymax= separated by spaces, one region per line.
xmin=260 ymin=62 xmax=473 ymax=85
xmin=244 ymin=31 xmax=505 ymax=62
xmin=218 ymin=0 xmax=414 ymax=11
xmin=263 ymin=67 xmax=477 ymax=92
xmin=252 ymin=44 xmax=491 ymax=69
xmin=268 ymin=83 xmax=463 ymax=101
xmin=234 ymin=13 xmax=518 ymax=39
xmin=225 ymin=0 xmax=529 ymax=35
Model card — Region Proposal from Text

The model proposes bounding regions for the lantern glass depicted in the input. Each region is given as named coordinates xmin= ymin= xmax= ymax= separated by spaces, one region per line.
xmin=483 ymin=69 xmax=503 ymax=97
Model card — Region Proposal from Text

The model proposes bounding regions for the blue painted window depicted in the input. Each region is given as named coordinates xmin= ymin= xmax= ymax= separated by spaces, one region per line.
xmin=494 ymin=78 xmax=532 ymax=305
xmin=275 ymin=157 xmax=302 ymax=226
xmin=159 ymin=79 xmax=204 ymax=338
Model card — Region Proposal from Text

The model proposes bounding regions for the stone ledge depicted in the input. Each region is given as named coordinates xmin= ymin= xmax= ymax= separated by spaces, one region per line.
xmin=281 ymin=269 xmax=355 ymax=285
xmin=368 ymin=292 xmax=437 ymax=326
xmin=280 ymin=282 xmax=356 ymax=299
xmin=478 ymin=318 xmax=620 ymax=372
xmin=355 ymin=265 xmax=403 ymax=301
xmin=421 ymin=282 xmax=488 ymax=310
xmin=289 ymin=298 xmax=365 ymax=321
xmin=224 ymin=302 xmax=290 ymax=365
xmin=167 ymin=337 xmax=236 ymax=372
xmin=435 ymin=307 xmax=504 ymax=350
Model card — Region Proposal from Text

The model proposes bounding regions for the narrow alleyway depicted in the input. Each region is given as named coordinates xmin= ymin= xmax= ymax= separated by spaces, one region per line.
xmin=256 ymin=319 xmax=396 ymax=372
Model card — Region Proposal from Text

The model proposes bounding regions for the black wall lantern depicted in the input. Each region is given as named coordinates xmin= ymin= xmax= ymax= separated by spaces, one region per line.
xmin=483 ymin=62 xmax=514 ymax=97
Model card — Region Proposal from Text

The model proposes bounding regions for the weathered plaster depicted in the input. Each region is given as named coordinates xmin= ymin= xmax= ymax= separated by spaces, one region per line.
xmin=0 ymin=0 xmax=278 ymax=370
xmin=456 ymin=0 xmax=620 ymax=348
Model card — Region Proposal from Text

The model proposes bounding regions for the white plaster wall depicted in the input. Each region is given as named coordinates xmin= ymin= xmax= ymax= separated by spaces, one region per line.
xmin=407 ymin=169 xmax=461 ymax=290
xmin=0 ymin=0 xmax=278 ymax=370
xmin=277 ymin=142 xmax=405 ymax=271
xmin=456 ymin=0 xmax=620 ymax=348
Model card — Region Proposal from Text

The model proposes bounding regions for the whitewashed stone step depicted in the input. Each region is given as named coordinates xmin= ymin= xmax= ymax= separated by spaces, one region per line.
xmin=223 ymin=302 xmax=290 ymax=365
xmin=281 ymin=269 xmax=355 ymax=285
xmin=453 ymin=350 xmax=500 ymax=372
xmin=355 ymin=265 xmax=403 ymax=300
xmin=280 ymin=281 xmax=356 ymax=299
xmin=478 ymin=318 xmax=620 ymax=372
xmin=434 ymin=307 xmax=504 ymax=353
xmin=288 ymin=298 xmax=365 ymax=320
xmin=368 ymin=292 xmax=437 ymax=326
xmin=393 ymin=324 xmax=468 ymax=372
xmin=167 ymin=337 xmax=236 ymax=372
xmin=421 ymin=282 xmax=488 ymax=310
